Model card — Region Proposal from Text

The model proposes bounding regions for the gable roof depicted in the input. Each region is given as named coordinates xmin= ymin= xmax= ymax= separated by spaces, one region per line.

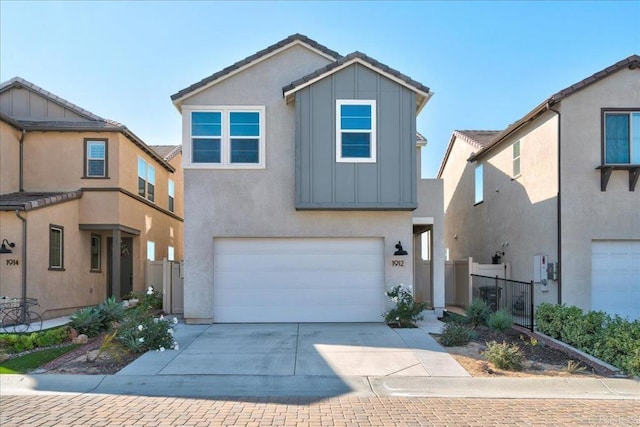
xmin=170 ymin=34 xmax=342 ymax=106
xmin=151 ymin=145 xmax=182 ymax=162
xmin=0 ymin=77 xmax=176 ymax=173
xmin=283 ymin=51 xmax=433 ymax=113
xmin=437 ymin=130 xmax=502 ymax=178
xmin=469 ymin=54 xmax=640 ymax=162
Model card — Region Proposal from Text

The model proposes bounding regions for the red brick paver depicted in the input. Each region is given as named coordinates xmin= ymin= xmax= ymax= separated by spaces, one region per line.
xmin=1 ymin=395 xmax=638 ymax=426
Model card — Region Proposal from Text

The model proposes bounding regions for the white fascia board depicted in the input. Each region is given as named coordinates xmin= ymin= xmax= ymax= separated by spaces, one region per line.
xmin=413 ymin=217 xmax=435 ymax=225
xmin=284 ymin=57 xmax=433 ymax=102
xmin=172 ymin=40 xmax=337 ymax=112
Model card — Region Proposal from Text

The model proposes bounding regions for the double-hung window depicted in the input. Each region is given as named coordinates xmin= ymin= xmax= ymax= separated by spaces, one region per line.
xmin=512 ymin=141 xmax=521 ymax=178
xmin=49 ymin=225 xmax=64 ymax=270
xmin=603 ymin=110 xmax=640 ymax=164
xmin=336 ymin=100 xmax=376 ymax=163
xmin=84 ymin=139 xmax=107 ymax=178
xmin=187 ymin=107 xmax=265 ymax=168
xmin=137 ymin=157 xmax=155 ymax=202
xmin=474 ymin=163 xmax=484 ymax=205
xmin=168 ymin=179 xmax=175 ymax=212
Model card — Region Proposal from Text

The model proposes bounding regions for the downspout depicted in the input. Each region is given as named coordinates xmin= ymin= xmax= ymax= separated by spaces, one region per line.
xmin=19 ymin=129 xmax=26 ymax=192
xmin=15 ymin=210 xmax=27 ymax=300
xmin=548 ymin=104 xmax=562 ymax=305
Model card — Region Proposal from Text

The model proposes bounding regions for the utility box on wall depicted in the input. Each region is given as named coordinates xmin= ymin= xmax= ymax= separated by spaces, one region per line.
xmin=533 ymin=254 xmax=548 ymax=286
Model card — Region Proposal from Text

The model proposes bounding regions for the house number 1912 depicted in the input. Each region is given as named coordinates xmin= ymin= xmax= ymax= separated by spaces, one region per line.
xmin=391 ymin=260 xmax=404 ymax=267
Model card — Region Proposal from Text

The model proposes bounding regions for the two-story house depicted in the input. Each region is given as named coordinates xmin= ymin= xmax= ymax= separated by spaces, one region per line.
xmin=438 ymin=56 xmax=640 ymax=320
xmin=172 ymin=34 xmax=445 ymax=323
xmin=0 ymin=77 xmax=184 ymax=320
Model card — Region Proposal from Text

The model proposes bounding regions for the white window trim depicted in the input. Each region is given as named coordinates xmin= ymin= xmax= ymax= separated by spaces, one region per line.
xmin=86 ymin=140 xmax=106 ymax=177
xmin=49 ymin=225 xmax=64 ymax=269
xmin=336 ymin=99 xmax=377 ymax=163
xmin=137 ymin=157 xmax=156 ymax=203
xmin=512 ymin=140 xmax=521 ymax=178
xmin=183 ymin=105 xmax=266 ymax=169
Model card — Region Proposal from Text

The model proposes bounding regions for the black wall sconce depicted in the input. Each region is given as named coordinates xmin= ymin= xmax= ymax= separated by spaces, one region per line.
xmin=0 ymin=239 xmax=15 ymax=254
xmin=492 ymin=250 xmax=504 ymax=264
xmin=393 ymin=241 xmax=408 ymax=256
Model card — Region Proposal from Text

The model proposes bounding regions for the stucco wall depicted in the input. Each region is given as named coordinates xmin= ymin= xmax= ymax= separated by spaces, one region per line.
xmin=559 ymin=67 xmax=640 ymax=311
xmin=180 ymin=44 xmax=415 ymax=322
xmin=0 ymin=121 xmax=20 ymax=193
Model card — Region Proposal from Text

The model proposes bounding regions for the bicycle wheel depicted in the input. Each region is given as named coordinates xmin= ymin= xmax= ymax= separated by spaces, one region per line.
xmin=26 ymin=311 xmax=43 ymax=332
xmin=1 ymin=308 xmax=24 ymax=333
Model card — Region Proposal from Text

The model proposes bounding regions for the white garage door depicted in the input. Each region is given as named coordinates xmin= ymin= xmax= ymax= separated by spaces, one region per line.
xmin=213 ymin=238 xmax=385 ymax=322
xmin=591 ymin=240 xmax=640 ymax=320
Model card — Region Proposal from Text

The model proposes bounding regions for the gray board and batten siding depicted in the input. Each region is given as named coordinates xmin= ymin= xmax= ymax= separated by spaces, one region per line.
xmin=295 ymin=63 xmax=417 ymax=210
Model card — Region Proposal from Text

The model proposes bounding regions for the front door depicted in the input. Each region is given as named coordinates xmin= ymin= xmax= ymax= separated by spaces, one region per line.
xmin=107 ymin=237 xmax=134 ymax=298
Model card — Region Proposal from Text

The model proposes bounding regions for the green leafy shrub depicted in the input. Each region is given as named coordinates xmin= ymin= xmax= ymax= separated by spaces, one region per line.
xmin=116 ymin=312 xmax=178 ymax=353
xmin=439 ymin=322 xmax=476 ymax=347
xmin=487 ymin=309 xmax=514 ymax=332
xmin=98 ymin=296 xmax=126 ymax=326
xmin=1 ymin=326 xmax=70 ymax=354
xmin=466 ymin=298 xmax=491 ymax=327
xmin=126 ymin=286 xmax=163 ymax=312
xmin=13 ymin=334 xmax=37 ymax=353
xmin=69 ymin=307 xmax=105 ymax=337
xmin=382 ymin=284 xmax=427 ymax=328
xmin=34 ymin=327 xmax=69 ymax=347
xmin=485 ymin=341 xmax=524 ymax=371
xmin=535 ymin=304 xmax=640 ymax=376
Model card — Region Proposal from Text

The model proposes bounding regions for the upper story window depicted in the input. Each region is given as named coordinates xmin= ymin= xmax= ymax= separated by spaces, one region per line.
xmin=138 ymin=157 xmax=155 ymax=202
xmin=604 ymin=110 xmax=640 ymax=164
xmin=512 ymin=140 xmax=521 ymax=178
xmin=84 ymin=139 xmax=108 ymax=178
xmin=474 ymin=163 xmax=483 ymax=205
xmin=49 ymin=225 xmax=64 ymax=270
xmin=186 ymin=106 xmax=265 ymax=169
xmin=336 ymin=100 xmax=377 ymax=163
xmin=168 ymin=179 xmax=175 ymax=212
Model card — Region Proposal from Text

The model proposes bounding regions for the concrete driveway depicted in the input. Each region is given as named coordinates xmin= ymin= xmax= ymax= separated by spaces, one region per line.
xmin=116 ymin=320 xmax=470 ymax=378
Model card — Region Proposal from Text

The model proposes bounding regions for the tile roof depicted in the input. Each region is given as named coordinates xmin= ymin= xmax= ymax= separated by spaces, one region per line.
xmin=469 ymin=54 xmax=640 ymax=162
xmin=0 ymin=191 xmax=82 ymax=211
xmin=282 ymin=51 xmax=431 ymax=100
xmin=170 ymin=34 xmax=342 ymax=103
xmin=436 ymin=130 xmax=502 ymax=179
xmin=151 ymin=145 xmax=182 ymax=161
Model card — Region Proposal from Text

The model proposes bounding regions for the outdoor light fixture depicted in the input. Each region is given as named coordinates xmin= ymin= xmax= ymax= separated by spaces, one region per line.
xmin=393 ymin=241 xmax=408 ymax=256
xmin=0 ymin=239 xmax=15 ymax=254
xmin=492 ymin=250 xmax=504 ymax=264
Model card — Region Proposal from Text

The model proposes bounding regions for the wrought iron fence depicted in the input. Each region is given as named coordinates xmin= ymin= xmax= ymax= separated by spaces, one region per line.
xmin=470 ymin=274 xmax=535 ymax=331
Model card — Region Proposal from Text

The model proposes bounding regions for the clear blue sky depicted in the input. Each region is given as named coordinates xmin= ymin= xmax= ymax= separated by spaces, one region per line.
xmin=1 ymin=1 xmax=639 ymax=177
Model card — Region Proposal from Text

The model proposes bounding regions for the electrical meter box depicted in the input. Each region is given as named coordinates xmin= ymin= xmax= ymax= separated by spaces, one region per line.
xmin=533 ymin=254 xmax=548 ymax=285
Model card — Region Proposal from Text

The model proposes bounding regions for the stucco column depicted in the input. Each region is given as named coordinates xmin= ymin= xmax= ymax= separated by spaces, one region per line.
xmin=111 ymin=229 xmax=121 ymax=299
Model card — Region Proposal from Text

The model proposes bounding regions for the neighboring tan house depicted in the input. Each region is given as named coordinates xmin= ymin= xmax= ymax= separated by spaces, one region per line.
xmin=438 ymin=55 xmax=640 ymax=320
xmin=171 ymin=34 xmax=445 ymax=323
xmin=0 ymin=77 xmax=184 ymax=320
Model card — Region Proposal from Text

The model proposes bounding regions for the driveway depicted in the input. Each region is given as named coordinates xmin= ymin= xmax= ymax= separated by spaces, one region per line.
xmin=116 ymin=320 xmax=470 ymax=378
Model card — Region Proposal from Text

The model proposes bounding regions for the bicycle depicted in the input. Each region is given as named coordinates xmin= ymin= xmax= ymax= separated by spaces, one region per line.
xmin=0 ymin=297 xmax=43 ymax=333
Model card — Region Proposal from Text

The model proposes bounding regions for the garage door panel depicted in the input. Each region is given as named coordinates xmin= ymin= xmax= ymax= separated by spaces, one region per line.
xmin=213 ymin=238 xmax=385 ymax=322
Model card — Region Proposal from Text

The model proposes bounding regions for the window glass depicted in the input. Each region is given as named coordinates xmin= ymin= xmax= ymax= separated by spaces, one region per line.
xmin=475 ymin=164 xmax=483 ymax=204
xmin=632 ymin=113 xmax=640 ymax=164
xmin=168 ymin=179 xmax=175 ymax=212
xmin=192 ymin=112 xmax=221 ymax=136
xmin=168 ymin=246 xmax=175 ymax=261
xmin=605 ymin=114 xmax=630 ymax=164
xmin=513 ymin=141 xmax=521 ymax=177
xmin=87 ymin=141 xmax=106 ymax=177
xmin=147 ymin=165 xmax=155 ymax=202
xmin=49 ymin=226 xmax=63 ymax=269
xmin=230 ymin=112 xmax=260 ymax=163
xmin=341 ymin=133 xmax=371 ymax=158
xmin=337 ymin=100 xmax=376 ymax=162
xmin=341 ymin=104 xmax=372 ymax=130
xmin=192 ymin=112 xmax=222 ymax=163
xmin=138 ymin=157 xmax=147 ymax=197
xmin=91 ymin=235 xmax=101 ymax=271
xmin=147 ymin=241 xmax=155 ymax=261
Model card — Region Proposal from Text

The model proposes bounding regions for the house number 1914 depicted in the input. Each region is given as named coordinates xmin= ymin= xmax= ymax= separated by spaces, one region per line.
xmin=6 ymin=259 xmax=19 ymax=266
xmin=391 ymin=260 xmax=404 ymax=267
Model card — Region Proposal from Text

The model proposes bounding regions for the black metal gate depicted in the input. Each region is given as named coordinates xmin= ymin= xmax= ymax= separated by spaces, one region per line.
xmin=470 ymin=274 xmax=535 ymax=331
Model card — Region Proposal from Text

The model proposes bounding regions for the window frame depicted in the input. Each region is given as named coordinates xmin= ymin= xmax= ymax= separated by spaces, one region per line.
xmin=168 ymin=178 xmax=175 ymax=213
xmin=512 ymin=140 xmax=521 ymax=178
xmin=83 ymin=138 xmax=108 ymax=178
xmin=474 ymin=163 xmax=484 ymax=205
xmin=168 ymin=245 xmax=175 ymax=261
xmin=49 ymin=225 xmax=64 ymax=270
xmin=90 ymin=234 xmax=101 ymax=272
xmin=336 ymin=99 xmax=377 ymax=163
xmin=137 ymin=157 xmax=156 ymax=203
xmin=147 ymin=241 xmax=155 ymax=261
xmin=184 ymin=105 xmax=266 ymax=169
xmin=602 ymin=109 xmax=640 ymax=165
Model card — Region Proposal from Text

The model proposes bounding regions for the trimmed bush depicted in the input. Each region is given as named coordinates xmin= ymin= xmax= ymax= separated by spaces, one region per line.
xmin=485 ymin=340 xmax=524 ymax=371
xmin=69 ymin=307 xmax=104 ymax=337
xmin=116 ymin=312 xmax=177 ymax=353
xmin=466 ymin=298 xmax=491 ymax=327
xmin=382 ymin=284 xmax=427 ymax=328
xmin=439 ymin=322 xmax=476 ymax=347
xmin=487 ymin=309 xmax=514 ymax=332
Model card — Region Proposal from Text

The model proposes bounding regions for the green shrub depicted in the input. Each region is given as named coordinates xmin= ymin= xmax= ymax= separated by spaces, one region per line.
xmin=466 ymin=298 xmax=491 ymax=327
xmin=487 ymin=309 xmax=514 ymax=332
xmin=34 ymin=327 xmax=69 ymax=347
xmin=126 ymin=286 xmax=163 ymax=312
xmin=98 ymin=296 xmax=126 ymax=326
xmin=439 ymin=322 xmax=476 ymax=347
xmin=382 ymin=284 xmax=427 ymax=328
xmin=69 ymin=307 xmax=105 ymax=337
xmin=485 ymin=340 xmax=524 ymax=371
xmin=116 ymin=312 xmax=177 ymax=353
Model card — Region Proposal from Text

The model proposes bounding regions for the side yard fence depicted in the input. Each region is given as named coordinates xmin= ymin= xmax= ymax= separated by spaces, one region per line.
xmin=470 ymin=274 xmax=535 ymax=331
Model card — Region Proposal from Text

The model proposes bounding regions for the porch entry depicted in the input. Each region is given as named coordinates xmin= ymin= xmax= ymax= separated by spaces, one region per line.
xmin=107 ymin=237 xmax=133 ymax=298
